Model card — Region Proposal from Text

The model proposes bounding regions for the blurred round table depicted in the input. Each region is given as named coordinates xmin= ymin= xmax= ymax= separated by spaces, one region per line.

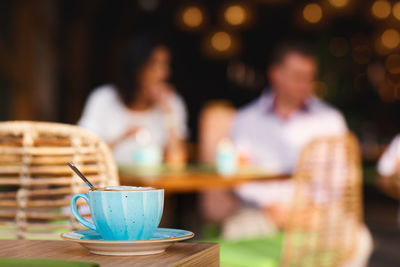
xmin=119 ymin=164 xmax=290 ymax=194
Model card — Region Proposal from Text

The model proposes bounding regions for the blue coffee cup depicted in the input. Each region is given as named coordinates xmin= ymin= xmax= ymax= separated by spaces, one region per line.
xmin=71 ymin=187 xmax=164 ymax=240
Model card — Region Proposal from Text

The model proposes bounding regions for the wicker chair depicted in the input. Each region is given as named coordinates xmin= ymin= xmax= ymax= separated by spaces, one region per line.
xmin=0 ymin=121 xmax=119 ymax=239
xmin=280 ymin=133 xmax=363 ymax=267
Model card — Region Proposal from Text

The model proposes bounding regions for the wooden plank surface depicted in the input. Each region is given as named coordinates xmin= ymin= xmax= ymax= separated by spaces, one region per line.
xmin=0 ymin=240 xmax=219 ymax=267
xmin=120 ymin=172 xmax=290 ymax=193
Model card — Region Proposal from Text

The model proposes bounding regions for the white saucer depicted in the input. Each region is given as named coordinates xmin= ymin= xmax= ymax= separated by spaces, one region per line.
xmin=61 ymin=228 xmax=194 ymax=256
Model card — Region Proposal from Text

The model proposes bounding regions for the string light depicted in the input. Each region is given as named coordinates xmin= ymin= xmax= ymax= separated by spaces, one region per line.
xmin=381 ymin=29 xmax=400 ymax=49
xmin=224 ymin=5 xmax=247 ymax=26
xmin=374 ymin=38 xmax=391 ymax=55
xmin=328 ymin=0 xmax=349 ymax=8
xmin=371 ymin=0 xmax=391 ymax=19
xmin=182 ymin=6 xmax=203 ymax=28
xmin=393 ymin=2 xmax=400 ymax=20
xmin=303 ymin=3 xmax=323 ymax=23
xmin=211 ymin=32 xmax=232 ymax=52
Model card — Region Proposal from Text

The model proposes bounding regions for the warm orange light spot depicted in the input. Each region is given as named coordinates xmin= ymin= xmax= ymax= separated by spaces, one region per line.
xmin=381 ymin=29 xmax=400 ymax=49
xmin=374 ymin=38 xmax=391 ymax=55
xmin=386 ymin=54 xmax=400 ymax=74
xmin=303 ymin=4 xmax=323 ymax=23
xmin=224 ymin=5 xmax=247 ymax=26
xmin=211 ymin=32 xmax=232 ymax=52
xmin=371 ymin=0 xmax=391 ymax=19
xmin=182 ymin=7 xmax=203 ymax=28
xmin=393 ymin=2 xmax=400 ymax=20
xmin=328 ymin=0 xmax=349 ymax=8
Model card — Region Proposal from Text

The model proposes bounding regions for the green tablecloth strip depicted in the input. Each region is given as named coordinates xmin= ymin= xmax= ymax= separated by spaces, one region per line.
xmin=207 ymin=232 xmax=283 ymax=267
xmin=0 ymin=258 xmax=99 ymax=267
xmin=0 ymin=220 xmax=71 ymax=240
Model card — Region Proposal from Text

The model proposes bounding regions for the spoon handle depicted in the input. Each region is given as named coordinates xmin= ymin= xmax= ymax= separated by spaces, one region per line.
xmin=67 ymin=162 xmax=95 ymax=189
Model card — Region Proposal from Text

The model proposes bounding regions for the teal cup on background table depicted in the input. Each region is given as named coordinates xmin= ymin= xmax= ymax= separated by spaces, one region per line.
xmin=71 ymin=186 xmax=164 ymax=240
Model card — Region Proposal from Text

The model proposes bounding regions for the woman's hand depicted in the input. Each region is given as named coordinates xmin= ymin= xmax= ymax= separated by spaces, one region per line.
xmin=147 ymin=83 xmax=187 ymax=166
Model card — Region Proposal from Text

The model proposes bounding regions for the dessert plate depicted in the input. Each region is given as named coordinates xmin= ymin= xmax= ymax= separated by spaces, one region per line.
xmin=61 ymin=228 xmax=194 ymax=256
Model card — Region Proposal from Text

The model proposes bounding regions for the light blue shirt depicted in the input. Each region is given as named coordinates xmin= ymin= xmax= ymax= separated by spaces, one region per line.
xmin=232 ymin=90 xmax=348 ymax=175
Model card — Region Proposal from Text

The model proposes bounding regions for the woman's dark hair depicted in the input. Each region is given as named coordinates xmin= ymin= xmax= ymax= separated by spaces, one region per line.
xmin=115 ymin=35 xmax=167 ymax=106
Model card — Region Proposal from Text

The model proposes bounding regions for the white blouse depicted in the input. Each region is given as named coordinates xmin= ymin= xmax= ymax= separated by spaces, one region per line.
xmin=78 ymin=85 xmax=188 ymax=164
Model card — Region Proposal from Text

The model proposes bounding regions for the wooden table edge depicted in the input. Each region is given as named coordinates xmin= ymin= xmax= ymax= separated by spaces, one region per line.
xmin=172 ymin=242 xmax=220 ymax=266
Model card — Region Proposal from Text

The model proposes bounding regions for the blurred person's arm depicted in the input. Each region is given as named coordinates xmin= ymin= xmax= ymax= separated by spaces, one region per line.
xmin=198 ymin=102 xmax=236 ymax=163
xmin=377 ymin=135 xmax=400 ymax=178
xmin=377 ymin=135 xmax=400 ymax=198
xmin=164 ymin=116 xmax=187 ymax=166
xmin=152 ymin=84 xmax=188 ymax=165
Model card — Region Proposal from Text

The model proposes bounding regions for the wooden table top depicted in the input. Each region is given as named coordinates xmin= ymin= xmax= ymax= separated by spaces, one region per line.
xmin=0 ymin=240 xmax=219 ymax=267
xmin=119 ymin=164 xmax=290 ymax=193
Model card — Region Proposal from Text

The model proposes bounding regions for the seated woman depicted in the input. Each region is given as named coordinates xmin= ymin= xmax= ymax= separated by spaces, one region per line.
xmin=78 ymin=36 xmax=188 ymax=165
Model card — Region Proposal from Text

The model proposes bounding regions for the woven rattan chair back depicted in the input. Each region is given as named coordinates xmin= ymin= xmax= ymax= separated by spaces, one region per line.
xmin=280 ymin=133 xmax=362 ymax=267
xmin=0 ymin=121 xmax=119 ymax=239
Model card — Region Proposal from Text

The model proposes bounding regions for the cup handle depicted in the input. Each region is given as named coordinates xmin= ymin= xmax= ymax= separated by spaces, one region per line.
xmin=70 ymin=193 xmax=96 ymax=231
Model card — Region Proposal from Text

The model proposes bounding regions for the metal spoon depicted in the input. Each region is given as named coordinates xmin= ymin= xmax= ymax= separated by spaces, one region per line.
xmin=67 ymin=162 xmax=96 ymax=190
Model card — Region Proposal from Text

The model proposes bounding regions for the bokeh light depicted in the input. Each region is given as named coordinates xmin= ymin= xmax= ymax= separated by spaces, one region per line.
xmin=303 ymin=4 xmax=323 ymax=23
xmin=328 ymin=0 xmax=349 ymax=8
xmin=374 ymin=37 xmax=391 ymax=55
xmin=211 ymin=32 xmax=232 ymax=52
xmin=385 ymin=54 xmax=400 ymax=74
xmin=182 ymin=6 xmax=203 ymax=28
xmin=393 ymin=2 xmax=400 ymax=20
xmin=203 ymin=31 xmax=240 ymax=59
xmin=371 ymin=0 xmax=391 ymax=19
xmin=381 ymin=29 xmax=400 ymax=49
xmin=329 ymin=37 xmax=349 ymax=57
xmin=224 ymin=5 xmax=247 ymax=26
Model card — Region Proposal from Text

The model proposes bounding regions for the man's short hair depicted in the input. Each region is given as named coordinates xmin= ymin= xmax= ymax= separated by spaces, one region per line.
xmin=269 ymin=40 xmax=317 ymax=67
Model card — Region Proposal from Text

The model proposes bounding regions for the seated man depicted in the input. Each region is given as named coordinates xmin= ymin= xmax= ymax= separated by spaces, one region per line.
xmin=217 ymin=41 xmax=372 ymax=267
xmin=232 ymin=41 xmax=348 ymax=227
